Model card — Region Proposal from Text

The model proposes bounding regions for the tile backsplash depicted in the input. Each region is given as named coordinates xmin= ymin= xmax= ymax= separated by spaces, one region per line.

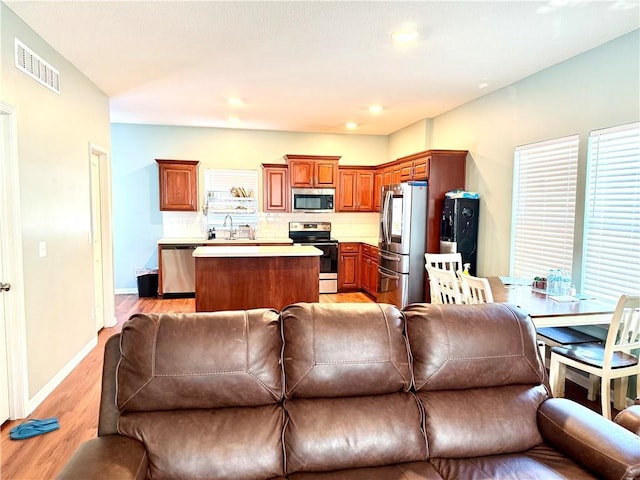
xmin=162 ymin=211 xmax=379 ymax=241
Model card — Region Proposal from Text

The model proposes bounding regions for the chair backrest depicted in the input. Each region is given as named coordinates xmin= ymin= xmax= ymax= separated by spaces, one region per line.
xmin=426 ymin=265 xmax=463 ymax=304
xmin=425 ymin=252 xmax=463 ymax=273
xmin=604 ymin=295 xmax=640 ymax=369
xmin=458 ymin=271 xmax=494 ymax=304
xmin=425 ymin=253 xmax=463 ymax=303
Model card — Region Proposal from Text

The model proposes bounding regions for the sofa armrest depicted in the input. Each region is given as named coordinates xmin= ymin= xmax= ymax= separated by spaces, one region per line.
xmin=538 ymin=398 xmax=640 ymax=480
xmin=56 ymin=435 xmax=148 ymax=480
xmin=615 ymin=405 xmax=640 ymax=436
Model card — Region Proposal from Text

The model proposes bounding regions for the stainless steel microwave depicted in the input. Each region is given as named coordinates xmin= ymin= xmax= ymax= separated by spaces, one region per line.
xmin=291 ymin=188 xmax=335 ymax=213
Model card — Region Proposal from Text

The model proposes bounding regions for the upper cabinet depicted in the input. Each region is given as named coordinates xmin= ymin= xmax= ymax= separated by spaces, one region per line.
xmin=397 ymin=151 xmax=430 ymax=182
xmin=285 ymin=154 xmax=340 ymax=188
xmin=337 ymin=167 xmax=375 ymax=212
xmin=261 ymin=163 xmax=289 ymax=212
xmin=156 ymin=159 xmax=200 ymax=211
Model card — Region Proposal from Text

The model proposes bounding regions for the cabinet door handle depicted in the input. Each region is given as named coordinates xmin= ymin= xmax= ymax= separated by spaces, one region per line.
xmin=0 ymin=282 xmax=11 ymax=292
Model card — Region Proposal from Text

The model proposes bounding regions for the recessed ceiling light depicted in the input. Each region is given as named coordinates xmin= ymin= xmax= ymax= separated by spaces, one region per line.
xmin=227 ymin=97 xmax=243 ymax=106
xmin=346 ymin=122 xmax=358 ymax=130
xmin=369 ymin=105 xmax=383 ymax=114
xmin=392 ymin=29 xmax=418 ymax=44
xmin=478 ymin=82 xmax=489 ymax=89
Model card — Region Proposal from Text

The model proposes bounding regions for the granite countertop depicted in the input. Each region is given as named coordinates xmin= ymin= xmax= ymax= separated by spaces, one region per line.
xmin=193 ymin=245 xmax=322 ymax=258
xmin=158 ymin=237 xmax=293 ymax=245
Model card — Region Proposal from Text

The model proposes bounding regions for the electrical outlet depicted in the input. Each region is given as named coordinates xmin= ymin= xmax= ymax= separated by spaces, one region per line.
xmin=38 ymin=241 xmax=47 ymax=258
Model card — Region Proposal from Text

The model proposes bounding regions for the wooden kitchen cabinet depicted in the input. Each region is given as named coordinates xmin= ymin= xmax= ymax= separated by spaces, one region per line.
xmin=337 ymin=167 xmax=375 ymax=212
xmin=398 ymin=151 xmax=430 ymax=181
xmin=373 ymin=170 xmax=383 ymax=211
xmin=285 ymin=154 xmax=340 ymax=188
xmin=156 ymin=159 xmax=200 ymax=211
xmin=261 ymin=163 xmax=289 ymax=212
xmin=360 ymin=244 xmax=378 ymax=298
xmin=338 ymin=242 xmax=360 ymax=291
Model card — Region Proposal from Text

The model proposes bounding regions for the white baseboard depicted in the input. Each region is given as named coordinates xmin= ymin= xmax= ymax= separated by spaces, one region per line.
xmin=26 ymin=336 xmax=98 ymax=415
xmin=115 ymin=288 xmax=137 ymax=295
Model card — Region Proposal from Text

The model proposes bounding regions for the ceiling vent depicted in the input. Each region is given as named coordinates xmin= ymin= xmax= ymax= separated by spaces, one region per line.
xmin=14 ymin=39 xmax=60 ymax=94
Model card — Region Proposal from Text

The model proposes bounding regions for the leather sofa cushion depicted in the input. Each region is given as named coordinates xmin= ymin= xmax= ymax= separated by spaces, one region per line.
xmin=117 ymin=310 xmax=282 ymax=411
xmin=405 ymin=303 xmax=545 ymax=391
xmin=284 ymin=392 xmax=427 ymax=474
xmin=281 ymin=303 xmax=411 ymax=398
xmin=405 ymin=303 xmax=549 ymax=458
xmin=288 ymin=461 xmax=444 ymax=479
xmin=430 ymin=444 xmax=598 ymax=479
xmin=420 ymin=385 xmax=547 ymax=458
xmin=118 ymin=405 xmax=285 ymax=480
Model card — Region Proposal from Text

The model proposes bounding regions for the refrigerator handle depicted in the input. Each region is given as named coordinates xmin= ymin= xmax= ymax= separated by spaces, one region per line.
xmin=382 ymin=190 xmax=392 ymax=245
xmin=378 ymin=267 xmax=400 ymax=280
xmin=380 ymin=252 xmax=401 ymax=262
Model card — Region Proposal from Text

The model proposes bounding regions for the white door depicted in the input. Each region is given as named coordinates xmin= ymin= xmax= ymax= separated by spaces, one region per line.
xmin=90 ymin=152 xmax=104 ymax=331
xmin=0 ymin=103 xmax=27 ymax=420
xmin=0 ymin=219 xmax=10 ymax=424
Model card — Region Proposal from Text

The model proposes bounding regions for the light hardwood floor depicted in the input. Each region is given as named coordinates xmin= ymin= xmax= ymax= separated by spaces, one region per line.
xmin=0 ymin=293 xmax=618 ymax=479
xmin=0 ymin=293 xmax=371 ymax=479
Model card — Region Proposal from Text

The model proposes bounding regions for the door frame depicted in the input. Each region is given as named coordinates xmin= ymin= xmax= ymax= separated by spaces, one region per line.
xmin=89 ymin=143 xmax=116 ymax=329
xmin=0 ymin=101 xmax=28 ymax=419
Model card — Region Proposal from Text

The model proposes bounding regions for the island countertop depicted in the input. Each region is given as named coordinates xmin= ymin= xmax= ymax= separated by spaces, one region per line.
xmin=193 ymin=245 xmax=322 ymax=258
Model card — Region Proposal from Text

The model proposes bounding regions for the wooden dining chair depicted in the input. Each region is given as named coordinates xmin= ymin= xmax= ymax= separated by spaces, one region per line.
xmin=425 ymin=252 xmax=463 ymax=273
xmin=549 ymin=294 xmax=640 ymax=419
xmin=425 ymin=253 xmax=463 ymax=303
xmin=457 ymin=271 xmax=493 ymax=304
xmin=426 ymin=265 xmax=463 ymax=304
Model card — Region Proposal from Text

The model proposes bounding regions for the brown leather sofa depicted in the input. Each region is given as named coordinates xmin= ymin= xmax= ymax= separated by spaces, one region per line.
xmin=58 ymin=302 xmax=640 ymax=480
xmin=616 ymin=399 xmax=640 ymax=436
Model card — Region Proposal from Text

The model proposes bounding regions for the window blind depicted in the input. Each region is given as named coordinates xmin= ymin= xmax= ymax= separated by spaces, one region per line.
xmin=510 ymin=135 xmax=579 ymax=281
xmin=582 ymin=121 xmax=640 ymax=303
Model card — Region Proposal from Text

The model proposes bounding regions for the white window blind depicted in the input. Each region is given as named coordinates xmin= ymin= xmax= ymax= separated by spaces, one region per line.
xmin=510 ymin=135 xmax=579 ymax=280
xmin=582 ymin=121 xmax=640 ymax=303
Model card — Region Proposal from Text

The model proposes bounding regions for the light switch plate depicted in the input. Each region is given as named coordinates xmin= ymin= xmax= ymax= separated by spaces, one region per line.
xmin=38 ymin=241 xmax=47 ymax=258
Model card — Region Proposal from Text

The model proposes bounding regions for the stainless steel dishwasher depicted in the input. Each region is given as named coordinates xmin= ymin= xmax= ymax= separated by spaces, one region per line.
xmin=161 ymin=245 xmax=196 ymax=296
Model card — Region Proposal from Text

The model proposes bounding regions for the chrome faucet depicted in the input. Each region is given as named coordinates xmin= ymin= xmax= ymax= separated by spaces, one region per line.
xmin=223 ymin=215 xmax=234 ymax=239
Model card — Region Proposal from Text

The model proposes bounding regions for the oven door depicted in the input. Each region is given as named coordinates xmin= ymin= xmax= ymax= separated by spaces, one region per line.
xmin=310 ymin=242 xmax=338 ymax=293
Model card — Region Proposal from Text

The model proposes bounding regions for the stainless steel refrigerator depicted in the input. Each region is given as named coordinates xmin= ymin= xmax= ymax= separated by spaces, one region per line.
xmin=377 ymin=182 xmax=427 ymax=308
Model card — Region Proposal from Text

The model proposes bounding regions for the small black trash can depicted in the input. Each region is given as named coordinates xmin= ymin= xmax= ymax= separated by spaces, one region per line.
xmin=136 ymin=268 xmax=158 ymax=297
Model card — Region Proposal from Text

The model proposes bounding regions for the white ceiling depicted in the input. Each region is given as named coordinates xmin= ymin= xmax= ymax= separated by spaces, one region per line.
xmin=5 ymin=1 xmax=639 ymax=135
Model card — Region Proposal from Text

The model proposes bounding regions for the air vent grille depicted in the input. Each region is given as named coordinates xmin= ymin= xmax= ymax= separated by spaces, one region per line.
xmin=14 ymin=39 xmax=60 ymax=94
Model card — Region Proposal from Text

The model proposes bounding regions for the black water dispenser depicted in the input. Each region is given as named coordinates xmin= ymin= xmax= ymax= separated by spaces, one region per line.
xmin=439 ymin=197 xmax=480 ymax=275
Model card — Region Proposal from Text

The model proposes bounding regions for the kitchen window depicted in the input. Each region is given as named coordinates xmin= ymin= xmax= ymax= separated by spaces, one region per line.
xmin=581 ymin=121 xmax=640 ymax=303
xmin=510 ymin=135 xmax=579 ymax=280
xmin=204 ymin=169 xmax=258 ymax=237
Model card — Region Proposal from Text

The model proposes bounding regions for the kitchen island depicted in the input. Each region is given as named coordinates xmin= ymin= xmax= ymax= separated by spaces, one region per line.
xmin=193 ymin=245 xmax=322 ymax=312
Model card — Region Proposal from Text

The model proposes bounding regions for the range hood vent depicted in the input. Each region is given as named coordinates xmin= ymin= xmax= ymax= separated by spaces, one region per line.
xmin=14 ymin=38 xmax=60 ymax=94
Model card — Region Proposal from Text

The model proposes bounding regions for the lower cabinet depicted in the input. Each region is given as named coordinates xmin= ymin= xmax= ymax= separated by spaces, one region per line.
xmin=338 ymin=243 xmax=360 ymax=291
xmin=360 ymin=244 xmax=378 ymax=299
xmin=338 ymin=242 xmax=378 ymax=297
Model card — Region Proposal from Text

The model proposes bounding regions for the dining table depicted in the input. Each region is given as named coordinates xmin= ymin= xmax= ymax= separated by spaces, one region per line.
xmin=488 ymin=276 xmax=616 ymax=328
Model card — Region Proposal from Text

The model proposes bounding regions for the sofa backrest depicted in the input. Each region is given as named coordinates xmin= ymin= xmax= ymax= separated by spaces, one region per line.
xmin=115 ymin=310 xmax=285 ymax=480
xmin=281 ymin=302 xmax=427 ymax=474
xmin=404 ymin=302 xmax=549 ymax=459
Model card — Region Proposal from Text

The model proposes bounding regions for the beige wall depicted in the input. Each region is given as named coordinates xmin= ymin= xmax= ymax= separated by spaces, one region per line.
xmin=1 ymin=4 xmax=111 ymax=399
xmin=387 ymin=118 xmax=433 ymax=160
xmin=429 ymin=30 xmax=639 ymax=278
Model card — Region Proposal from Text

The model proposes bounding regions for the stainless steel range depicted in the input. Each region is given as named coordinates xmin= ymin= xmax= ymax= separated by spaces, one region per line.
xmin=288 ymin=222 xmax=338 ymax=294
